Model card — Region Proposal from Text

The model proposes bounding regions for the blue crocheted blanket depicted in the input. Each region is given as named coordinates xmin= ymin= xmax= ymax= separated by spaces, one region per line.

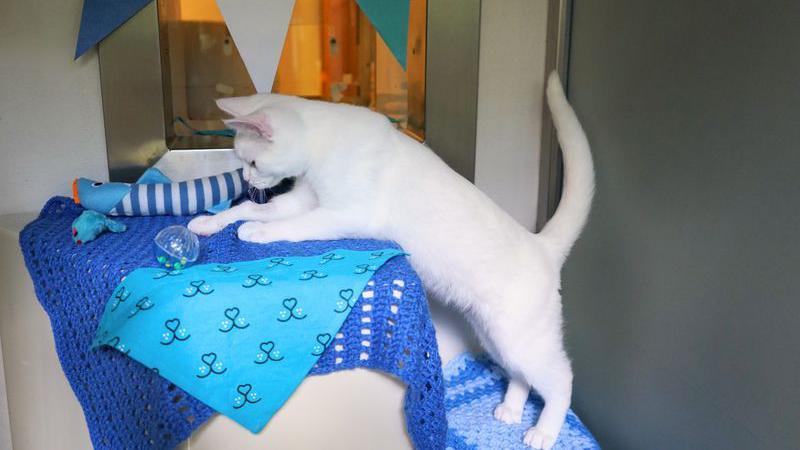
xmin=19 ymin=197 xmax=446 ymax=449
xmin=443 ymin=354 xmax=599 ymax=450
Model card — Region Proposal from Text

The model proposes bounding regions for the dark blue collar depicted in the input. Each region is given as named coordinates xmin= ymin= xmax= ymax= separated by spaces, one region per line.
xmin=246 ymin=177 xmax=296 ymax=204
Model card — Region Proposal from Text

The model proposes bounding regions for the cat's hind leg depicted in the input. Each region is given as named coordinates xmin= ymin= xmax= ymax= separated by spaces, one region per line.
xmin=493 ymin=376 xmax=529 ymax=424
xmin=484 ymin=291 xmax=572 ymax=450
xmin=471 ymin=313 xmax=531 ymax=426
xmin=520 ymin=349 xmax=572 ymax=450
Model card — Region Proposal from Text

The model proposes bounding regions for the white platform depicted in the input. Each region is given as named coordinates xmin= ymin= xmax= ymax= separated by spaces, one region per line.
xmin=0 ymin=212 xmax=477 ymax=449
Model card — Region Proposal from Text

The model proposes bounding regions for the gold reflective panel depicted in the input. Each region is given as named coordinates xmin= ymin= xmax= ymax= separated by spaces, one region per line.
xmin=158 ymin=0 xmax=426 ymax=150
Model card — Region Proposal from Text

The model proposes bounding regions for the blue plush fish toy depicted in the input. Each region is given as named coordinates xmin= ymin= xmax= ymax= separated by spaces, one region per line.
xmin=72 ymin=168 xmax=246 ymax=216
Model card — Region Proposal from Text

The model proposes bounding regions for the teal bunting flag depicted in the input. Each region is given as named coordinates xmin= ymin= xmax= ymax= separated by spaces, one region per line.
xmin=356 ymin=0 xmax=410 ymax=69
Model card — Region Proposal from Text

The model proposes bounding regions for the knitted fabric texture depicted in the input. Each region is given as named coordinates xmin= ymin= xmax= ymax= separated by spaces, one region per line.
xmin=20 ymin=197 xmax=446 ymax=450
xmin=443 ymin=354 xmax=599 ymax=450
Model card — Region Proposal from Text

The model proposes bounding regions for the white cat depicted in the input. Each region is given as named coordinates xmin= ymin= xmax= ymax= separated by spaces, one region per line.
xmin=188 ymin=72 xmax=594 ymax=449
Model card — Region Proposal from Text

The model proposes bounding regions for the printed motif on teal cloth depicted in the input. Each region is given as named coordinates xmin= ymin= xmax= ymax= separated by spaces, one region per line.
xmin=92 ymin=248 xmax=404 ymax=433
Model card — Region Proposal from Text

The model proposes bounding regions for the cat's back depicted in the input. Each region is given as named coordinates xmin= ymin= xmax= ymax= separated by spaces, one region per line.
xmin=381 ymin=131 xmax=530 ymax=238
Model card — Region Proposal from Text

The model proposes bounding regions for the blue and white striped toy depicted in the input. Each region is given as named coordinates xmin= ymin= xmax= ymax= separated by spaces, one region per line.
xmin=72 ymin=168 xmax=246 ymax=216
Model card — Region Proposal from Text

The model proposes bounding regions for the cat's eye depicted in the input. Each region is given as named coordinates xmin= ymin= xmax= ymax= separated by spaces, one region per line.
xmin=249 ymin=161 xmax=256 ymax=168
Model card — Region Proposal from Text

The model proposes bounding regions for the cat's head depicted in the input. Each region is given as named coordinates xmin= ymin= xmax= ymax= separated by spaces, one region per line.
xmin=217 ymin=95 xmax=309 ymax=189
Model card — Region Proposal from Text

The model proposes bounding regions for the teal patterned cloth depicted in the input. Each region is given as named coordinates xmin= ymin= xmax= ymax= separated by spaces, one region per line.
xmin=92 ymin=248 xmax=404 ymax=433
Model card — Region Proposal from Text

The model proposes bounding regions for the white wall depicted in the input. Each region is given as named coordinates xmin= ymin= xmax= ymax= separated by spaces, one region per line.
xmin=0 ymin=339 xmax=10 ymax=450
xmin=0 ymin=0 xmax=108 ymax=215
xmin=474 ymin=0 xmax=548 ymax=230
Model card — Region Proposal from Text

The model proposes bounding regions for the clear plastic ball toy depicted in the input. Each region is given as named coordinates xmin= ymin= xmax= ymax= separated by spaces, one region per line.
xmin=154 ymin=225 xmax=199 ymax=270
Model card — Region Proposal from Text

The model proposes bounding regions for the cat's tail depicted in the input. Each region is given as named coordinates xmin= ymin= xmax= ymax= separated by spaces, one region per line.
xmin=538 ymin=72 xmax=595 ymax=263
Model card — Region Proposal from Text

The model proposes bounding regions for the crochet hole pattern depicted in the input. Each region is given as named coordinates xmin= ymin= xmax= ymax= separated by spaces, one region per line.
xmin=20 ymin=197 xmax=448 ymax=450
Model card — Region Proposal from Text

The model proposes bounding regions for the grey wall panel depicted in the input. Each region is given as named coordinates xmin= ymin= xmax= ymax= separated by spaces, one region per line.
xmin=425 ymin=0 xmax=481 ymax=181
xmin=563 ymin=1 xmax=800 ymax=448
xmin=99 ymin=2 xmax=168 ymax=182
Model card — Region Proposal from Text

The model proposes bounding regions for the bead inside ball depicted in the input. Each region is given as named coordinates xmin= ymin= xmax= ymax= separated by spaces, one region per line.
xmin=154 ymin=225 xmax=199 ymax=269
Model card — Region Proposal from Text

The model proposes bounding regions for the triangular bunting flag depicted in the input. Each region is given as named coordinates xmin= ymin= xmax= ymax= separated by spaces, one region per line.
xmin=216 ymin=0 xmax=296 ymax=93
xmin=355 ymin=0 xmax=410 ymax=69
xmin=75 ymin=0 xmax=153 ymax=59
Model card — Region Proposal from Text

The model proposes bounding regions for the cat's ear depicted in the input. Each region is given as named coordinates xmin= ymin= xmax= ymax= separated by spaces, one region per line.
xmin=216 ymin=95 xmax=266 ymax=117
xmin=224 ymin=112 xmax=273 ymax=140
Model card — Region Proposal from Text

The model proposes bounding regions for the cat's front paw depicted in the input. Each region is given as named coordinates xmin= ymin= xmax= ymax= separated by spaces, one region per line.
xmin=237 ymin=222 xmax=273 ymax=243
xmin=523 ymin=426 xmax=557 ymax=450
xmin=188 ymin=215 xmax=223 ymax=236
